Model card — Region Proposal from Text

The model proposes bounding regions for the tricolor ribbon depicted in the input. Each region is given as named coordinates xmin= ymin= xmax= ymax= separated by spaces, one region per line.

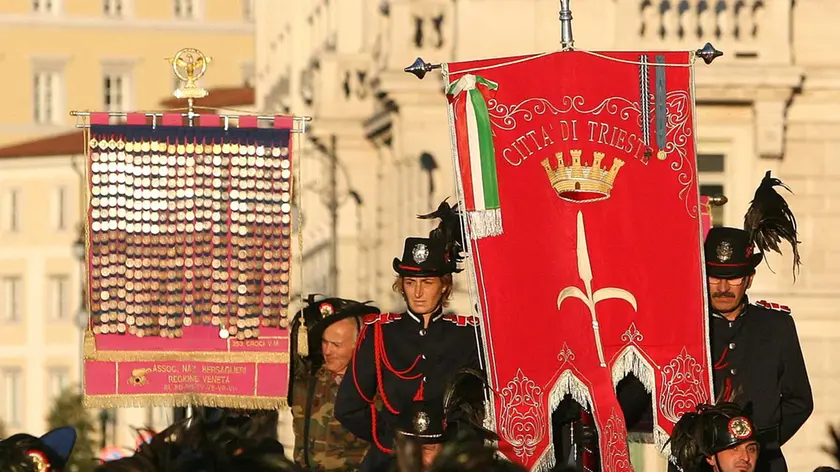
xmin=446 ymin=74 xmax=502 ymax=239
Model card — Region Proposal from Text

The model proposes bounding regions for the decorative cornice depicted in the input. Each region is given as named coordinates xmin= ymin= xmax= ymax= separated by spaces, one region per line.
xmin=0 ymin=14 xmax=254 ymax=33
xmin=695 ymin=64 xmax=804 ymax=98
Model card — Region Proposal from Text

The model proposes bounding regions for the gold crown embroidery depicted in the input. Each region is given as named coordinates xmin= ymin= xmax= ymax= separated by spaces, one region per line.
xmin=541 ymin=150 xmax=624 ymax=203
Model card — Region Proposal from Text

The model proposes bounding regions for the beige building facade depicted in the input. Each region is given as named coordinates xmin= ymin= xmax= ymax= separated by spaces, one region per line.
xmin=0 ymin=0 xmax=256 ymax=148
xmin=0 ymin=0 xmax=255 ymax=450
xmin=256 ymin=0 xmax=840 ymax=470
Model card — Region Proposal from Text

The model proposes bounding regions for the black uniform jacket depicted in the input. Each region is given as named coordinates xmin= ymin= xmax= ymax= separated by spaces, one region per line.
xmin=335 ymin=309 xmax=482 ymax=471
xmin=710 ymin=299 xmax=813 ymax=472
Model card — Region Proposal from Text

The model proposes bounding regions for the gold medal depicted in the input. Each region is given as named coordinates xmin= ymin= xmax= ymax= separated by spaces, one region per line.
xmin=89 ymin=138 xmax=99 ymax=149
xmin=230 ymin=143 xmax=239 ymax=154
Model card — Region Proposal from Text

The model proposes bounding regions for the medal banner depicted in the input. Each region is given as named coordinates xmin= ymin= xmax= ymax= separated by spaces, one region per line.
xmin=444 ymin=51 xmax=712 ymax=471
xmin=82 ymin=113 xmax=294 ymax=409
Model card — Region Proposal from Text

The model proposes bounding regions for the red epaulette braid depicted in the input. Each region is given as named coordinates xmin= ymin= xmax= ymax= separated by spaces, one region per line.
xmin=351 ymin=319 xmax=422 ymax=454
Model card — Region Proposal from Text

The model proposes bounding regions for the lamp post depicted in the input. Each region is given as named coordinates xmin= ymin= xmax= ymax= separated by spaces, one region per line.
xmin=306 ymin=134 xmax=362 ymax=296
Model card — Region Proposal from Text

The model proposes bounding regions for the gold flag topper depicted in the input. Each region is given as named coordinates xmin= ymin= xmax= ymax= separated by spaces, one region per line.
xmin=167 ymin=48 xmax=212 ymax=99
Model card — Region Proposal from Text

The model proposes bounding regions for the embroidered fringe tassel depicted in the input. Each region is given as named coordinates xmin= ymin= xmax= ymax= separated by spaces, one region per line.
xmin=531 ymin=372 xmax=595 ymax=472
xmin=468 ymin=209 xmax=503 ymax=239
xmin=83 ymin=394 xmax=288 ymax=410
xmin=655 ymin=426 xmax=677 ymax=465
xmin=297 ymin=321 xmax=309 ymax=357
xmin=611 ymin=348 xmax=655 ymax=394
xmin=612 ymin=348 xmax=676 ymax=463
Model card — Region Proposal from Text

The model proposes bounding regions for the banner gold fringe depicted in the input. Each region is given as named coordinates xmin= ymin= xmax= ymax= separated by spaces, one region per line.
xmin=83 ymin=393 xmax=288 ymax=410
xmin=468 ymin=209 xmax=503 ymax=239
xmin=84 ymin=331 xmax=290 ymax=363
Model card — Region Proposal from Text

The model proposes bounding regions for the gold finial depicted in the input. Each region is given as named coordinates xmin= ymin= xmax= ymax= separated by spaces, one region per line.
xmin=167 ymin=48 xmax=212 ymax=100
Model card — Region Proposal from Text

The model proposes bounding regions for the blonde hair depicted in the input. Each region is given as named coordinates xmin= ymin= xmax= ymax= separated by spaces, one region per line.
xmin=392 ymin=274 xmax=454 ymax=307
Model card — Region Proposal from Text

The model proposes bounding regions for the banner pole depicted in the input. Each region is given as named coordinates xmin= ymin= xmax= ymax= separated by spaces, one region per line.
xmin=559 ymin=0 xmax=574 ymax=50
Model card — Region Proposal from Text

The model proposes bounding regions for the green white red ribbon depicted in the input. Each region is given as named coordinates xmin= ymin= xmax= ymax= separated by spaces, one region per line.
xmin=446 ymin=74 xmax=502 ymax=239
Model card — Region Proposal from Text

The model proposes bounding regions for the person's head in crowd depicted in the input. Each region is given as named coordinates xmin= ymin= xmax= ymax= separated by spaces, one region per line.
xmin=424 ymin=431 xmax=528 ymax=472
xmin=395 ymin=400 xmax=447 ymax=470
xmin=290 ymin=295 xmax=380 ymax=377
xmin=94 ymin=409 xmax=301 ymax=472
xmin=669 ymin=402 xmax=759 ymax=472
xmin=0 ymin=426 xmax=77 ymax=472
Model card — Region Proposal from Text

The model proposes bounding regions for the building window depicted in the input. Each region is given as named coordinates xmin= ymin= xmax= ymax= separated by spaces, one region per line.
xmin=2 ymin=369 xmax=23 ymax=427
xmin=32 ymin=0 xmax=56 ymax=13
xmin=33 ymin=71 xmax=61 ymax=124
xmin=103 ymin=73 xmax=127 ymax=112
xmin=174 ymin=0 xmax=195 ymax=19
xmin=698 ymin=153 xmax=726 ymax=227
xmin=242 ymin=0 xmax=254 ymax=21
xmin=48 ymin=368 xmax=69 ymax=398
xmin=2 ymin=189 xmax=21 ymax=232
xmin=1 ymin=277 xmax=22 ymax=323
xmin=48 ymin=275 xmax=70 ymax=321
xmin=103 ymin=0 xmax=123 ymax=17
xmin=53 ymin=186 xmax=68 ymax=230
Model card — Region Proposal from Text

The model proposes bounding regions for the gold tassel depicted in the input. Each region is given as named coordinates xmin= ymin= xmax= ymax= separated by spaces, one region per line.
xmin=297 ymin=320 xmax=309 ymax=357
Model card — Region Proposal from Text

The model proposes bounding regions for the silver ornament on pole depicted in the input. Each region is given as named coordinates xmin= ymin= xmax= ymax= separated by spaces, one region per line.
xmin=559 ymin=0 xmax=574 ymax=50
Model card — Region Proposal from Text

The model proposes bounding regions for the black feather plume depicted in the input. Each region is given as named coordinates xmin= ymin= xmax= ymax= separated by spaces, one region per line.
xmin=441 ymin=367 xmax=498 ymax=442
xmin=418 ymin=199 xmax=466 ymax=270
xmin=743 ymin=171 xmax=801 ymax=279
xmin=666 ymin=409 xmax=705 ymax=472
xmin=823 ymin=424 xmax=840 ymax=467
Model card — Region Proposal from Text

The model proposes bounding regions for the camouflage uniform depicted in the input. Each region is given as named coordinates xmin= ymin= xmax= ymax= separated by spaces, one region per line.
xmin=292 ymin=365 xmax=369 ymax=471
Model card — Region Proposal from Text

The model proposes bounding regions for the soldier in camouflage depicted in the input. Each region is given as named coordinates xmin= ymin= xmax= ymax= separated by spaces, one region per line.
xmin=290 ymin=296 xmax=381 ymax=471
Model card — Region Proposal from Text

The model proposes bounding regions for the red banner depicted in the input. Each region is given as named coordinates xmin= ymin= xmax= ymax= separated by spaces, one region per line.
xmin=444 ymin=51 xmax=712 ymax=471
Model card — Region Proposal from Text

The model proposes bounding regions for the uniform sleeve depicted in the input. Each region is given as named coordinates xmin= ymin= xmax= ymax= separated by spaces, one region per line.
xmin=335 ymin=324 xmax=393 ymax=446
xmin=778 ymin=313 xmax=814 ymax=446
xmin=290 ymin=376 xmax=306 ymax=464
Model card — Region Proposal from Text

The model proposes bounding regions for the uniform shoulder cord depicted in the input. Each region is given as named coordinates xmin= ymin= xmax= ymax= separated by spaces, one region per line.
xmin=350 ymin=321 xmax=424 ymax=454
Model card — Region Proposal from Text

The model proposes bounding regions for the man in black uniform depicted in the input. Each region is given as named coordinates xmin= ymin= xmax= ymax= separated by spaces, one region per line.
xmin=335 ymin=201 xmax=483 ymax=471
xmin=703 ymin=171 xmax=812 ymax=472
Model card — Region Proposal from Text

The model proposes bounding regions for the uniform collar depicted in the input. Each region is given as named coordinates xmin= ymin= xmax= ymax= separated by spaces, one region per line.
xmin=405 ymin=306 xmax=444 ymax=324
xmin=711 ymin=296 xmax=749 ymax=320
